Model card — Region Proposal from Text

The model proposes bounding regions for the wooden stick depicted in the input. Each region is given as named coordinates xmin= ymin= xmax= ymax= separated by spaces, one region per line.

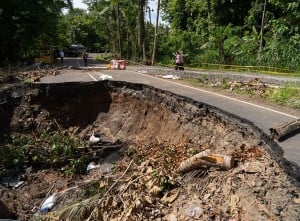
xmin=89 ymin=144 xmax=122 ymax=149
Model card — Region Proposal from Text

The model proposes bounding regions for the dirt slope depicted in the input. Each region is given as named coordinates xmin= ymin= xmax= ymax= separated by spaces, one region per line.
xmin=0 ymin=81 xmax=299 ymax=220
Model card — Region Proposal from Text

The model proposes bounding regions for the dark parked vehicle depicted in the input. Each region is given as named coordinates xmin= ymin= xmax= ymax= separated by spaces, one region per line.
xmin=65 ymin=44 xmax=85 ymax=57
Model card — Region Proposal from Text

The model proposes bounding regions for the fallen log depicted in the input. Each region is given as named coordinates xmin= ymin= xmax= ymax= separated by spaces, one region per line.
xmin=269 ymin=118 xmax=300 ymax=141
xmin=177 ymin=150 xmax=235 ymax=173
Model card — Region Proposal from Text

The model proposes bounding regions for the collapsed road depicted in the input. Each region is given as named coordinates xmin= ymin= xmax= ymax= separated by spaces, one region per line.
xmin=40 ymin=63 xmax=300 ymax=166
xmin=0 ymin=80 xmax=300 ymax=220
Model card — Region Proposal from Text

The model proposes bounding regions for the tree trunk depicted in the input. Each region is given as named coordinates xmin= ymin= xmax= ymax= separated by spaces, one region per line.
xmin=138 ymin=0 xmax=147 ymax=62
xmin=269 ymin=119 xmax=300 ymax=141
xmin=259 ymin=0 xmax=267 ymax=53
xmin=116 ymin=2 xmax=122 ymax=58
xmin=113 ymin=15 xmax=117 ymax=58
xmin=218 ymin=37 xmax=226 ymax=64
xmin=206 ymin=0 xmax=211 ymax=33
xmin=151 ymin=0 xmax=160 ymax=65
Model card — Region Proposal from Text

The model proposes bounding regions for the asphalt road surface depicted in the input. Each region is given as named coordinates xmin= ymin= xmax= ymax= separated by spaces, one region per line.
xmin=41 ymin=56 xmax=300 ymax=166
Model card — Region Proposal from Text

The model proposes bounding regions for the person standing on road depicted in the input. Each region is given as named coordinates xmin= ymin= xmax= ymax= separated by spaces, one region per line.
xmin=83 ymin=51 xmax=88 ymax=67
xmin=59 ymin=50 xmax=64 ymax=63
xmin=175 ymin=51 xmax=184 ymax=71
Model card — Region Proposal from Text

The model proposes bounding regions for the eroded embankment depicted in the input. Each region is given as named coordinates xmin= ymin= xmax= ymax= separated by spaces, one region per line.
xmin=0 ymin=81 xmax=299 ymax=220
xmin=0 ymin=81 xmax=284 ymax=158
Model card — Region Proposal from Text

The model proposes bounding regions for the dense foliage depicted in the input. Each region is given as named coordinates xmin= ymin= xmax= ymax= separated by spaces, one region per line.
xmin=163 ymin=0 xmax=300 ymax=71
xmin=0 ymin=0 xmax=299 ymax=71
xmin=0 ymin=132 xmax=86 ymax=176
xmin=0 ymin=0 xmax=68 ymax=62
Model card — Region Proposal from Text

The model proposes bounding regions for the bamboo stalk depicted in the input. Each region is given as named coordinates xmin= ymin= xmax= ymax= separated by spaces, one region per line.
xmin=177 ymin=150 xmax=235 ymax=173
xmin=177 ymin=150 xmax=211 ymax=173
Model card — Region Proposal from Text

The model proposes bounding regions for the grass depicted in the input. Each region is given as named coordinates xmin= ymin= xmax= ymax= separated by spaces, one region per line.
xmin=179 ymin=77 xmax=300 ymax=109
xmin=265 ymin=84 xmax=300 ymax=108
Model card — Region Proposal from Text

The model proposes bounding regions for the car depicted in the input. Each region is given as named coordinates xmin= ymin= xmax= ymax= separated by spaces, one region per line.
xmin=65 ymin=44 xmax=86 ymax=57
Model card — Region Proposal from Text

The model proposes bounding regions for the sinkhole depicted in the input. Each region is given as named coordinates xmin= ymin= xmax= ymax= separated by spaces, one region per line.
xmin=0 ymin=81 xmax=299 ymax=221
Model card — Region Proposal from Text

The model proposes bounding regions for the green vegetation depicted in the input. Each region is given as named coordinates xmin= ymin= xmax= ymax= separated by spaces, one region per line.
xmin=265 ymin=84 xmax=300 ymax=108
xmin=0 ymin=132 xmax=86 ymax=176
xmin=180 ymin=77 xmax=300 ymax=109
xmin=0 ymin=133 xmax=32 ymax=169
xmin=0 ymin=0 xmax=299 ymax=72
xmin=125 ymin=146 xmax=138 ymax=156
xmin=95 ymin=53 xmax=113 ymax=62
xmin=0 ymin=0 xmax=68 ymax=62
xmin=151 ymin=169 xmax=173 ymax=192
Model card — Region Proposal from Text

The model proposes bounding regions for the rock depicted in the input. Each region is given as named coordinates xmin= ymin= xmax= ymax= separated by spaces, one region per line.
xmin=185 ymin=206 xmax=203 ymax=218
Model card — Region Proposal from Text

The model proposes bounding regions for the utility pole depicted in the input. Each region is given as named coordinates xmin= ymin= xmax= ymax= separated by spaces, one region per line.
xmin=151 ymin=0 xmax=160 ymax=66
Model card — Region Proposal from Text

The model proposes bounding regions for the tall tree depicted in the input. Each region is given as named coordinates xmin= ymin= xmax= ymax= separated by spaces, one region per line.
xmin=137 ymin=0 xmax=148 ymax=62
xmin=259 ymin=0 xmax=267 ymax=53
xmin=0 ymin=0 xmax=67 ymax=62
xmin=151 ymin=0 xmax=160 ymax=65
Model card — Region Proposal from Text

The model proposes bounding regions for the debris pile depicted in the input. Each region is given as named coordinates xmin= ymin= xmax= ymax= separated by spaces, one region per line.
xmin=18 ymin=69 xmax=60 ymax=82
xmin=0 ymin=67 xmax=60 ymax=85
xmin=227 ymin=78 xmax=267 ymax=94
xmin=27 ymin=143 xmax=300 ymax=221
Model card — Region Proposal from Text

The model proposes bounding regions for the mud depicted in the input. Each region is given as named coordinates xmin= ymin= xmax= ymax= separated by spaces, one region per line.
xmin=0 ymin=81 xmax=299 ymax=220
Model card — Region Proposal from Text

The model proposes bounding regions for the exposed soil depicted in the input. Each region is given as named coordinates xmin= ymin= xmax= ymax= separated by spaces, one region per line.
xmin=0 ymin=80 xmax=299 ymax=220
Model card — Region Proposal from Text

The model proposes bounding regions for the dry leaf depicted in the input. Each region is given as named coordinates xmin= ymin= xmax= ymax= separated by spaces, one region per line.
xmin=161 ymin=189 xmax=180 ymax=204
xmin=150 ymin=185 xmax=163 ymax=196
